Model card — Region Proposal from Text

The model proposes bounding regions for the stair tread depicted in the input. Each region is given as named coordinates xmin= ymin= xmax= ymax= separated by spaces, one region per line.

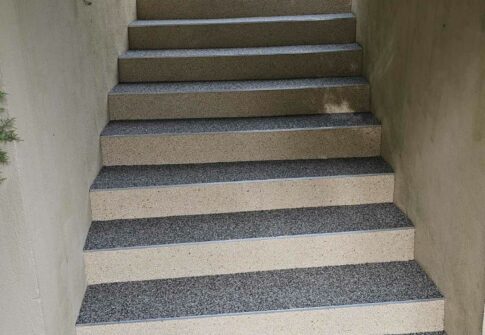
xmin=101 ymin=113 xmax=379 ymax=136
xmin=85 ymin=203 xmax=412 ymax=251
xmin=129 ymin=13 xmax=354 ymax=27
xmin=110 ymin=77 xmax=368 ymax=95
xmin=137 ymin=0 xmax=351 ymax=20
xmin=91 ymin=157 xmax=393 ymax=190
xmin=121 ymin=43 xmax=361 ymax=59
xmin=77 ymin=261 xmax=442 ymax=325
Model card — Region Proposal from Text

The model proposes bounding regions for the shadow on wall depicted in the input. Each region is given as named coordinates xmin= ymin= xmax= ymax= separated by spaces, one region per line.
xmin=0 ymin=1 xmax=136 ymax=335
xmin=352 ymin=0 xmax=485 ymax=334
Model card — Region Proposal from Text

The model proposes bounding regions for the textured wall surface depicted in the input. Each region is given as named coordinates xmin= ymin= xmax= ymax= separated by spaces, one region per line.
xmin=0 ymin=1 xmax=136 ymax=334
xmin=353 ymin=1 xmax=485 ymax=334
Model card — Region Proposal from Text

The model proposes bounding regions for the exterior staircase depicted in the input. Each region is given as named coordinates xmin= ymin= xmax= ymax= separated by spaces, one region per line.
xmin=76 ymin=0 xmax=445 ymax=334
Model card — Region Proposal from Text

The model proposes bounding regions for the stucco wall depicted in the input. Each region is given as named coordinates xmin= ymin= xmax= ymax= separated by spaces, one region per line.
xmin=0 ymin=1 xmax=136 ymax=334
xmin=353 ymin=0 xmax=485 ymax=334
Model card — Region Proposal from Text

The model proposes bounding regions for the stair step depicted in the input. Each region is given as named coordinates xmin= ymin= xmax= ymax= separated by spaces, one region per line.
xmin=129 ymin=14 xmax=355 ymax=49
xmin=76 ymin=262 xmax=444 ymax=334
xmin=100 ymin=113 xmax=381 ymax=165
xmin=91 ymin=157 xmax=393 ymax=190
xmin=109 ymin=77 xmax=370 ymax=120
xmin=86 ymin=203 xmax=411 ymax=250
xmin=84 ymin=203 xmax=414 ymax=284
xmin=90 ymin=157 xmax=394 ymax=220
xmin=137 ymin=0 xmax=352 ymax=20
xmin=102 ymin=113 xmax=379 ymax=136
xmin=118 ymin=44 xmax=362 ymax=82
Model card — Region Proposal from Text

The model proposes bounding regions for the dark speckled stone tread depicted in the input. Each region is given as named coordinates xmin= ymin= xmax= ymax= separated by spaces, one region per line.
xmin=84 ymin=203 xmax=411 ymax=251
xmin=129 ymin=13 xmax=354 ymax=27
xmin=137 ymin=0 xmax=352 ymax=20
xmin=77 ymin=261 xmax=442 ymax=325
xmin=91 ymin=157 xmax=393 ymax=190
xmin=129 ymin=14 xmax=356 ymax=49
xmin=119 ymin=43 xmax=362 ymax=83
xmin=101 ymin=112 xmax=379 ymax=136
xmin=120 ymin=43 xmax=361 ymax=59
xmin=394 ymin=333 xmax=446 ymax=335
xmin=110 ymin=77 xmax=368 ymax=95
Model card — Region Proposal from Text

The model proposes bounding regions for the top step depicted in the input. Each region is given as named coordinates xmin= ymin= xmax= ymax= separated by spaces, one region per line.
xmin=137 ymin=0 xmax=352 ymax=20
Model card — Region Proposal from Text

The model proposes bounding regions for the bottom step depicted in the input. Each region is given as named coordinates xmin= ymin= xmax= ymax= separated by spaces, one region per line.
xmin=77 ymin=261 xmax=444 ymax=335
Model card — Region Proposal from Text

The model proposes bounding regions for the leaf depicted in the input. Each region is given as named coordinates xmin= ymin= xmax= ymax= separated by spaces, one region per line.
xmin=0 ymin=150 xmax=8 ymax=164
xmin=0 ymin=90 xmax=19 ymax=183
xmin=0 ymin=118 xmax=20 ymax=142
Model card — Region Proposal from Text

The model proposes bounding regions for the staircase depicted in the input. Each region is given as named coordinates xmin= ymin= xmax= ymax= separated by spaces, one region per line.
xmin=76 ymin=0 xmax=445 ymax=334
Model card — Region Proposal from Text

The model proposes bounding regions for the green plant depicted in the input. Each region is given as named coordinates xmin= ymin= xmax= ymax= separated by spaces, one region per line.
xmin=0 ymin=90 xmax=20 ymax=181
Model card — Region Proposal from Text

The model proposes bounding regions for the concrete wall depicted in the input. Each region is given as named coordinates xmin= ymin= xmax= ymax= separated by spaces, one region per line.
xmin=352 ymin=0 xmax=485 ymax=334
xmin=0 ymin=1 xmax=136 ymax=334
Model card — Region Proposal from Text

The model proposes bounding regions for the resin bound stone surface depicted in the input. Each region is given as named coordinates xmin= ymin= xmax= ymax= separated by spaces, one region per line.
xmin=101 ymin=112 xmax=379 ymax=136
xmin=77 ymin=261 xmax=442 ymax=324
xmin=85 ymin=203 xmax=411 ymax=250
xmin=91 ymin=157 xmax=393 ymax=189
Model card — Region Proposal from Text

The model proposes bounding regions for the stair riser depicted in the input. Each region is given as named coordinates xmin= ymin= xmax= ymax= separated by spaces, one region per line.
xmin=129 ymin=17 xmax=355 ymax=50
xmin=90 ymin=175 xmax=394 ymax=221
xmin=109 ymin=84 xmax=370 ymax=120
xmin=76 ymin=300 xmax=444 ymax=335
xmin=119 ymin=50 xmax=362 ymax=82
xmin=85 ymin=229 xmax=414 ymax=284
xmin=101 ymin=127 xmax=381 ymax=166
xmin=137 ymin=0 xmax=352 ymax=20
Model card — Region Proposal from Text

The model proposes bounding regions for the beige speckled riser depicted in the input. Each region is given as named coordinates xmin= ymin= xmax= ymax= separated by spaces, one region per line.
xmin=75 ymin=299 xmax=444 ymax=335
xmin=136 ymin=0 xmax=352 ymax=20
xmin=108 ymin=82 xmax=370 ymax=121
xmin=90 ymin=174 xmax=394 ymax=221
xmin=129 ymin=15 xmax=355 ymax=50
xmin=118 ymin=48 xmax=362 ymax=83
xmin=85 ymin=228 xmax=414 ymax=284
xmin=101 ymin=127 xmax=381 ymax=166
